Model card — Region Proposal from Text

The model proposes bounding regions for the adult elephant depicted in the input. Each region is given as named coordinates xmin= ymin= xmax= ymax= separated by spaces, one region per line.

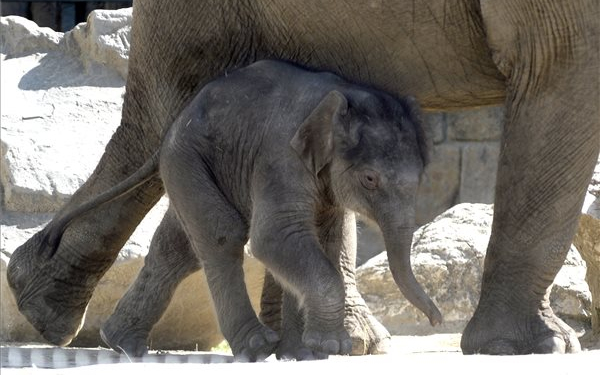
xmin=8 ymin=0 xmax=598 ymax=355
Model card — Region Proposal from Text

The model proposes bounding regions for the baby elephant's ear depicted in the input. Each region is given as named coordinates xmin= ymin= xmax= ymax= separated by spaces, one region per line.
xmin=291 ymin=90 xmax=348 ymax=175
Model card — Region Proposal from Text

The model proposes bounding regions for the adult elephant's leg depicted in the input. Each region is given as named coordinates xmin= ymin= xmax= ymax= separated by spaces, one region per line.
xmin=319 ymin=210 xmax=391 ymax=355
xmin=461 ymin=0 xmax=599 ymax=354
xmin=6 ymin=1 xmax=254 ymax=346
xmin=100 ymin=205 xmax=201 ymax=357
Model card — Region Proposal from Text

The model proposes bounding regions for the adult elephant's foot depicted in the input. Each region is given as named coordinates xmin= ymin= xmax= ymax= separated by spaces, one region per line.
xmin=461 ymin=303 xmax=581 ymax=354
xmin=100 ymin=317 xmax=149 ymax=357
xmin=6 ymin=231 xmax=98 ymax=346
xmin=344 ymin=298 xmax=391 ymax=355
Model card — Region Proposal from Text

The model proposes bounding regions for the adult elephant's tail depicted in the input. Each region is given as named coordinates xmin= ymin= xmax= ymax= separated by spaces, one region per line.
xmin=40 ymin=152 xmax=161 ymax=258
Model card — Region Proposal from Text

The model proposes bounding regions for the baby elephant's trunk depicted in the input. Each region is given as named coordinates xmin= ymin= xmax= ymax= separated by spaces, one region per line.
xmin=381 ymin=225 xmax=443 ymax=326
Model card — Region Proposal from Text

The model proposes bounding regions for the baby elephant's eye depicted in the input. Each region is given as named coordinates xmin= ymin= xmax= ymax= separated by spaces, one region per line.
xmin=360 ymin=170 xmax=380 ymax=190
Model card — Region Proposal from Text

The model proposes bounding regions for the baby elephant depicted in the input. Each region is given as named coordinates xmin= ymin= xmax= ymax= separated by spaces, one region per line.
xmin=41 ymin=60 xmax=441 ymax=360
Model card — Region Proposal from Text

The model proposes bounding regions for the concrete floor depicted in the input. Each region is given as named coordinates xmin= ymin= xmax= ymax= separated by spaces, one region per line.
xmin=1 ymin=334 xmax=598 ymax=374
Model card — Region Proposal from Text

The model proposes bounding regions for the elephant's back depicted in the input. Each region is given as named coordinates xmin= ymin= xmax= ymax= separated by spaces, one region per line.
xmin=190 ymin=60 xmax=339 ymax=137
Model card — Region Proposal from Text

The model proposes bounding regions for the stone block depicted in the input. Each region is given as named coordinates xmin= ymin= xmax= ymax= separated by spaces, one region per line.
xmin=458 ymin=143 xmax=500 ymax=204
xmin=422 ymin=112 xmax=446 ymax=144
xmin=447 ymin=106 xmax=504 ymax=141
xmin=416 ymin=144 xmax=460 ymax=225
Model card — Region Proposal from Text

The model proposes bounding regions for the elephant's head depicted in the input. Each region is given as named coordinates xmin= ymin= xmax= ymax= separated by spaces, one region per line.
xmin=291 ymin=89 xmax=442 ymax=326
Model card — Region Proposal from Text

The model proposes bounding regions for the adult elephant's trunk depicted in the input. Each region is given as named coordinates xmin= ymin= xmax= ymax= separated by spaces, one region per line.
xmin=380 ymin=221 xmax=443 ymax=326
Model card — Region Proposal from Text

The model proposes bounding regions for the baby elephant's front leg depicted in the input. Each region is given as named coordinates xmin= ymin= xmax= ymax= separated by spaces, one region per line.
xmin=251 ymin=213 xmax=352 ymax=356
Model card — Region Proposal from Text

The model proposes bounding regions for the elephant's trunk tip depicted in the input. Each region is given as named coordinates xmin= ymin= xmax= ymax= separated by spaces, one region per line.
xmin=379 ymin=220 xmax=443 ymax=327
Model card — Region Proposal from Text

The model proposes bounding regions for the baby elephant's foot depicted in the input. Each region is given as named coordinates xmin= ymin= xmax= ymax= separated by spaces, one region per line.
xmin=277 ymin=346 xmax=329 ymax=361
xmin=276 ymin=336 xmax=328 ymax=361
xmin=302 ymin=328 xmax=353 ymax=356
xmin=232 ymin=325 xmax=280 ymax=362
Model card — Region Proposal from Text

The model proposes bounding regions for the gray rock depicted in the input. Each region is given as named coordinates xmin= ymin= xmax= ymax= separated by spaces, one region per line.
xmin=357 ymin=203 xmax=592 ymax=335
xmin=575 ymin=191 xmax=600 ymax=334
xmin=0 ymin=16 xmax=62 ymax=57
xmin=1 ymin=10 xmax=132 ymax=79
xmin=551 ymin=245 xmax=593 ymax=323
xmin=65 ymin=8 xmax=132 ymax=79
xmin=1 ymin=14 xmax=126 ymax=213
xmin=1 ymin=51 xmax=124 ymax=212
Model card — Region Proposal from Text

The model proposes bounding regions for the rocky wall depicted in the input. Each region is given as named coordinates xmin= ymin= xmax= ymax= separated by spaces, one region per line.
xmin=417 ymin=107 xmax=503 ymax=225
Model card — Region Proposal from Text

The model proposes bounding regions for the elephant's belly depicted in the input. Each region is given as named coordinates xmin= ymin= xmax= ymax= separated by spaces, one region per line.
xmin=256 ymin=0 xmax=507 ymax=110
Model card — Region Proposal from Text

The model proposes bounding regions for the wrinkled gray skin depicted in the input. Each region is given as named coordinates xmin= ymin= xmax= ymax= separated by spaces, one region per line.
xmin=7 ymin=0 xmax=599 ymax=356
xmin=40 ymin=61 xmax=438 ymax=360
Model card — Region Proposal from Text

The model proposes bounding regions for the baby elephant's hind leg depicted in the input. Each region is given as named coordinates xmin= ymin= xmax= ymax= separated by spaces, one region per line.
xmin=101 ymin=205 xmax=201 ymax=357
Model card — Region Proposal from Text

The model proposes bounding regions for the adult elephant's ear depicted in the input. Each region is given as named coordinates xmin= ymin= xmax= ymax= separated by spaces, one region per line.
xmin=291 ymin=90 xmax=348 ymax=176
